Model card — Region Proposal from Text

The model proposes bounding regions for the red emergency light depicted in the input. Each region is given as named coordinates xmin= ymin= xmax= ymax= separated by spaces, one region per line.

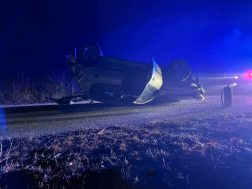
xmin=246 ymin=70 xmax=252 ymax=79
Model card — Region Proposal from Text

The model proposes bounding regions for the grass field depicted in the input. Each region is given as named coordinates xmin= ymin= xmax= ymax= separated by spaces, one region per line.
xmin=0 ymin=111 xmax=252 ymax=189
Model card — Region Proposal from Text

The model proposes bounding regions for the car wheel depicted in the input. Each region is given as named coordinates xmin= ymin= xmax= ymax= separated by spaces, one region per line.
xmin=78 ymin=42 xmax=103 ymax=67
xmin=168 ymin=59 xmax=191 ymax=84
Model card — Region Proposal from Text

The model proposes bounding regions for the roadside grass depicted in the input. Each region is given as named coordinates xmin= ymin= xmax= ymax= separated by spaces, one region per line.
xmin=0 ymin=112 xmax=252 ymax=189
xmin=0 ymin=69 xmax=80 ymax=106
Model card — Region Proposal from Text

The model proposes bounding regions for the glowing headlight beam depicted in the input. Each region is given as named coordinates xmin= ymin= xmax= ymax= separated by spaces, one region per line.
xmin=234 ymin=76 xmax=238 ymax=79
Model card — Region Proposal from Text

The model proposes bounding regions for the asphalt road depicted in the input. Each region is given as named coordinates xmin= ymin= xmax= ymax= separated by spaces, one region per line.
xmin=0 ymin=95 xmax=251 ymax=139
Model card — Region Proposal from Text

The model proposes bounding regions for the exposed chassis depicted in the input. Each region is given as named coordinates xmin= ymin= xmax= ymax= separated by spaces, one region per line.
xmin=50 ymin=42 xmax=205 ymax=105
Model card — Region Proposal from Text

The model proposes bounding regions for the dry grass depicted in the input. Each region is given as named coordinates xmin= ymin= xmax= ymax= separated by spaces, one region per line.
xmin=0 ymin=112 xmax=252 ymax=188
xmin=0 ymin=69 xmax=80 ymax=105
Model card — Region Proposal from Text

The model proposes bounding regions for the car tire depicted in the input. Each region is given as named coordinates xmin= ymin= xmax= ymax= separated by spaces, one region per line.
xmin=168 ymin=59 xmax=191 ymax=84
xmin=78 ymin=42 xmax=103 ymax=67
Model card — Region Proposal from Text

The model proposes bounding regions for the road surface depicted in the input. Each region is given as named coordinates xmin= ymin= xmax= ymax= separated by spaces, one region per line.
xmin=0 ymin=95 xmax=251 ymax=139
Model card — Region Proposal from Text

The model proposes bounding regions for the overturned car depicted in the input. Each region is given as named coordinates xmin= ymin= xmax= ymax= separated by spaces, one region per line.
xmin=50 ymin=42 xmax=205 ymax=105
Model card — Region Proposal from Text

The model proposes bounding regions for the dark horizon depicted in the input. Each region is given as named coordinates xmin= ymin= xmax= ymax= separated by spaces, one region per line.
xmin=1 ymin=0 xmax=252 ymax=81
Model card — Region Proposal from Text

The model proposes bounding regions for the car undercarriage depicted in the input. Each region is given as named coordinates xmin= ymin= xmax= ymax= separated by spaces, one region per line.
xmin=49 ymin=42 xmax=205 ymax=105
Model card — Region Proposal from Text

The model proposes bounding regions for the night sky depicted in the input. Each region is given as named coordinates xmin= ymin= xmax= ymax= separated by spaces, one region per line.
xmin=0 ymin=0 xmax=252 ymax=81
